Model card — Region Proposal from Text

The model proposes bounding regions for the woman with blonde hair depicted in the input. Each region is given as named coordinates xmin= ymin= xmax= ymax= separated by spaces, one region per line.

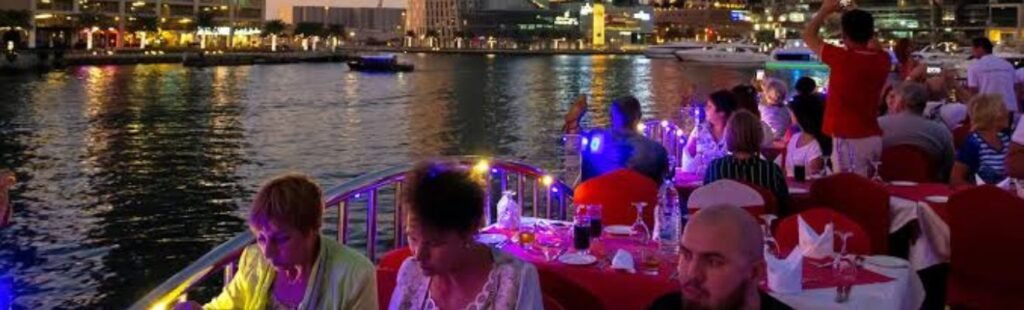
xmin=951 ymin=94 xmax=1012 ymax=186
xmin=176 ymin=174 xmax=378 ymax=310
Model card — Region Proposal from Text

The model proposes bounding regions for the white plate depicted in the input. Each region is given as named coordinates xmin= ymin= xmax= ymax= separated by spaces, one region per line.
xmin=864 ymin=255 xmax=910 ymax=268
xmin=890 ymin=181 xmax=919 ymax=187
xmin=476 ymin=233 xmax=508 ymax=245
xmin=604 ymin=225 xmax=633 ymax=235
xmin=924 ymin=195 xmax=949 ymax=204
xmin=558 ymin=253 xmax=598 ymax=265
xmin=789 ymin=187 xmax=809 ymax=194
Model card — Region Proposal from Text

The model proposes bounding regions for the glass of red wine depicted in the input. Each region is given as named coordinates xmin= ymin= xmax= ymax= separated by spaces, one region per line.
xmin=573 ymin=213 xmax=592 ymax=255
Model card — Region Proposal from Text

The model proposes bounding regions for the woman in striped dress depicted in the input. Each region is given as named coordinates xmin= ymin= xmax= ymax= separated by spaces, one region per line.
xmin=951 ymin=94 xmax=1012 ymax=186
xmin=703 ymin=110 xmax=790 ymax=209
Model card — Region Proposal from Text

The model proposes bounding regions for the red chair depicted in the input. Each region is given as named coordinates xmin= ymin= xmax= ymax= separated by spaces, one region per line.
xmin=543 ymin=295 xmax=566 ymax=310
xmin=687 ymin=179 xmax=766 ymax=218
xmin=538 ymin=268 xmax=605 ymax=310
xmin=880 ymin=144 xmax=934 ymax=183
xmin=947 ymin=186 xmax=1024 ymax=309
xmin=376 ymin=247 xmax=413 ymax=307
xmin=574 ymin=168 xmax=658 ymax=227
xmin=774 ymin=208 xmax=873 ymax=256
xmin=809 ymin=173 xmax=891 ymax=255
xmin=743 ymin=182 xmax=779 ymax=216
xmin=953 ymin=125 xmax=970 ymax=150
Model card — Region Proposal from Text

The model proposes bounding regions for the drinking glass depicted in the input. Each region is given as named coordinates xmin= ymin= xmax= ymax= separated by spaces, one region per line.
xmin=759 ymin=214 xmax=781 ymax=257
xmin=587 ymin=204 xmax=603 ymax=239
xmin=869 ymin=161 xmax=884 ymax=183
xmin=573 ymin=214 xmax=592 ymax=254
xmin=537 ymin=238 xmax=564 ymax=262
xmin=631 ymin=202 xmax=651 ymax=244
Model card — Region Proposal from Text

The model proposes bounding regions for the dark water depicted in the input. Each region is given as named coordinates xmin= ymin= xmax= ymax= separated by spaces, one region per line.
xmin=0 ymin=54 xmax=780 ymax=308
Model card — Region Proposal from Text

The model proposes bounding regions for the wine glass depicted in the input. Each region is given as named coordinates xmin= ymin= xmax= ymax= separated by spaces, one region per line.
xmin=631 ymin=202 xmax=651 ymax=244
xmin=538 ymin=238 xmax=564 ymax=262
xmin=832 ymin=231 xmax=857 ymax=303
xmin=869 ymin=160 xmax=884 ymax=183
xmin=759 ymin=214 xmax=781 ymax=257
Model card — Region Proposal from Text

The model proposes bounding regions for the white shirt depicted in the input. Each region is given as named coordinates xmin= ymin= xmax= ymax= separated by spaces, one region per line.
xmin=388 ymin=248 xmax=543 ymax=310
xmin=783 ymin=133 xmax=823 ymax=177
xmin=968 ymin=54 xmax=1019 ymax=112
xmin=1013 ymin=117 xmax=1024 ymax=145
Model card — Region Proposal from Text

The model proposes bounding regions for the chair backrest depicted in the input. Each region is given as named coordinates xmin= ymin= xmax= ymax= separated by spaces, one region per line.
xmin=543 ymin=294 xmax=566 ymax=310
xmin=574 ymin=168 xmax=659 ymax=227
xmin=538 ymin=268 xmax=606 ymax=310
xmin=953 ymin=125 xmax=971 ymax=150
xmin=687 ymin=179 xmax=766 ymax=217
xmin=376 ymin=247 xmax=413 ymax=308
xmin=809 ymin=173 xmax=891 ymax=254
xmin=742 ymin=182 xmax=779 ymax=216
xmin=947 ymin=186 xmax=1024 ymax=308
xmin=880 ymin=144 xmax=934 ymax=183
xmin=773 ymin=207 xmax=873 ymax=256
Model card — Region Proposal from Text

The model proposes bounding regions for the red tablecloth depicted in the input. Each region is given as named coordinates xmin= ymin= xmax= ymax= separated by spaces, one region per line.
xmin=483 ymin=227 xmax=679 ymax=310
xmin=886 ymin=183 xmax=955 ymax=223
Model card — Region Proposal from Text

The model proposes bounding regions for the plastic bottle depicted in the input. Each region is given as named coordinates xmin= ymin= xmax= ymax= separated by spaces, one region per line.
xmin=655 ymin=180 xmax=681 ymax=254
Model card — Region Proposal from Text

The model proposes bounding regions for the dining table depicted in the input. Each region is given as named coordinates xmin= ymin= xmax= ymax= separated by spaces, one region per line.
xmin=479 ymin=217 xmax=925 ymax=309
xmin=673 ymin=171 xmax=956 ymax=271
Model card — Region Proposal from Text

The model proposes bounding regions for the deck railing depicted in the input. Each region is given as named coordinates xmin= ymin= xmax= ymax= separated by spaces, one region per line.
xmin=129 ymin=156 xmax=573 ymax=310
xmin=641 ymin=119 xmax=687 ymax=164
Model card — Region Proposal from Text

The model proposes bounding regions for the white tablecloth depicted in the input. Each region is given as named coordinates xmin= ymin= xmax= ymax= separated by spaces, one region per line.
xmin=770 ymin=256 xmax=926 ymax=310
xmin=889 ymin=197 xmax=951 ymax=271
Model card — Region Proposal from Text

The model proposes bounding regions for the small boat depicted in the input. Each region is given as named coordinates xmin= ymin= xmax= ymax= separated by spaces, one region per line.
xmin=644 ymin=41 xmax=710 ymax=59
xmin=347 ymin=55 xmax=414 ymax=72
xmin=674 ymin=44 xmax=768 ymax=65
xmin=913 ymin=42 xmax=970 ymax=67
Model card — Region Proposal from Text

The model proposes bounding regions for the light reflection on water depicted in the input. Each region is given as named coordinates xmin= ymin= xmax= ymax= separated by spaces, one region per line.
xmin=0 ymin=55 xmax=815 ymax=308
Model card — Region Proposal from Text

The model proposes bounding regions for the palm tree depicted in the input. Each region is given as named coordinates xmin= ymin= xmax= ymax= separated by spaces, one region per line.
xmin=128 ymin=16 xmax=158 ymax=48
xmin=193 ymin=11 xmax=215 ymax=49
xmin=0 ymin=10 xmax=31 ymax=49
xmin=262 ymin=19 xmax=286 ymax=51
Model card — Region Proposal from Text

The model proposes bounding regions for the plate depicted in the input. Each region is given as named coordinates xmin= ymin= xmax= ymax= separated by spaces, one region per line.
xmin=890 ymin=181 xmax=919 ymax=187
xmin=604 ymin=225 xmax=633 ymax=235
xmin=924 ymin=195 xmax=949 ymax=204
xmin=558 ymin=253 xmax=598 ymax=265
xmin=864 ymin=255 xmax=910 ymax=268
xmin=475 ymin=233 xmax=508 ymax=245
xmin=789 ymin=187 xmax=809 ymax=194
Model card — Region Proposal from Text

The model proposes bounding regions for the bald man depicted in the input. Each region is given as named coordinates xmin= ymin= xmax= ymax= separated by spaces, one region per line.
xmin=648 ymin=205 xmax=792 ymax=310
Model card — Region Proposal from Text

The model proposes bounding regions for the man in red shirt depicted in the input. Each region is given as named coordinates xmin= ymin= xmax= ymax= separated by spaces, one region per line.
xmin=802 ymin=0 xmax=891 ymax=176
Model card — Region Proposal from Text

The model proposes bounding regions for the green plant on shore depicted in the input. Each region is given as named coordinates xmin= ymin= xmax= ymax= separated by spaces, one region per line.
xmin=262 ymin=19 xmax=287 ymax=37
xmin=0 ymin=10 xmax=31 ymax=29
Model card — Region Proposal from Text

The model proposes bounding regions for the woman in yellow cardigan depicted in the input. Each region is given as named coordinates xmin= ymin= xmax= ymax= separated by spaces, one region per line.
xmin=176 ymin=174 xmax=378 ymax=310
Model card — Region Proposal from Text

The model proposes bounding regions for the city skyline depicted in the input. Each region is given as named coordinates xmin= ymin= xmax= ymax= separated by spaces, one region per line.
xmin=265 ymin=0 xmax=406 ymax=20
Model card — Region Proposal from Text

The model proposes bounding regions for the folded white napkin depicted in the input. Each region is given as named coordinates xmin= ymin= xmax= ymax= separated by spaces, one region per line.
xmin=611 ymin=249 xmax=636 ymax=274
xmin=765 ymin=246 xmax=802 ymax=294
xmin=976 ymin=175 xmax=1012 ymax=190
xmin=798 ymin=216 xmax=834 ymax=259
xmin=496 ymin=192 xmax=520 ymax=230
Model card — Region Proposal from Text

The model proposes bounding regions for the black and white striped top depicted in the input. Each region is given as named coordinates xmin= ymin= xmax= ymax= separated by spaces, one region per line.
xmin=702 ymin=155 xmax=790 ymax=210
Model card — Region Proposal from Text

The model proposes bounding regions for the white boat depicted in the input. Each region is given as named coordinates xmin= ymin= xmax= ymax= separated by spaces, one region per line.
xmin=644 ymin=41 xmax=710 ymax=59
xmin=995 ymin=44 xmax=1024 ymax=68
xmin=913 ymin=42 xmax=970 ymax=66
xmin=769 ymin=39 xmax=819 ymax=63
xmin=674 ymin=44 xmax=768 ymax=65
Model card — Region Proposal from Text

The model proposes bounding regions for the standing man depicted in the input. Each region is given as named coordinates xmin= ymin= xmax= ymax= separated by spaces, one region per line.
xmin=802 ymin=0 xmax=891 ymax=176
xmin=968 ymin=37 xmax=1020 ymax=116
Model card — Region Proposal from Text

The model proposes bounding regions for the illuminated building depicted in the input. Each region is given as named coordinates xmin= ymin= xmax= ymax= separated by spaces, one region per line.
xmin=6 ymin=0 xmax=264 ymax=49
xmin=292 ymin=6 xmax=406 ymax=42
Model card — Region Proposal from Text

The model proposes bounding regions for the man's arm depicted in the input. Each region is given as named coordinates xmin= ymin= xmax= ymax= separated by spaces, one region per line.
xmin=802 ymin=0 xmax=841 ymax=55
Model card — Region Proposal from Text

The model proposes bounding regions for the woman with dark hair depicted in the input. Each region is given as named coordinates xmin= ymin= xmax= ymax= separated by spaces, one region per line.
xmin=786 ymin=93 xmax=832 ymax=177
xmin=894 ymin=38 xmax=926 ymax=82
xmin=683 ymin=90 xmax=740 ymax=175
xmin=389 ymin=161 xmax=542 ymax=310
xmin=734 ymin=84 xmax=781 ymax=147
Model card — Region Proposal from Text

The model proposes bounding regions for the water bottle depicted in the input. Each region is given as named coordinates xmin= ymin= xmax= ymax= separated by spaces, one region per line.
xmin=496 ymin=191 xmax=520 ymax=231
xmin=655 ymin=180 xmax=681 ymax=254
